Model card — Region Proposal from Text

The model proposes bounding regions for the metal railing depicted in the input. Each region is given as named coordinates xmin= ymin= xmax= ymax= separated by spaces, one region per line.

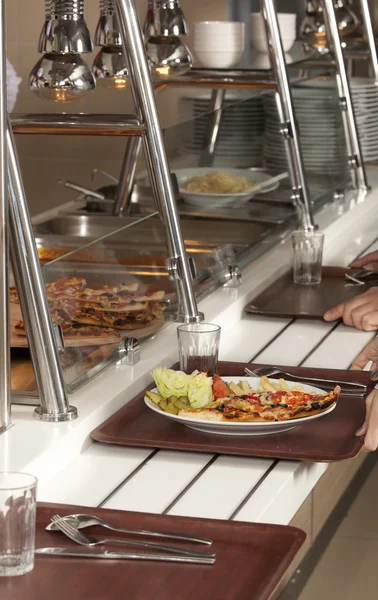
xmin=1 ymin=0 xmax=204 ymax=432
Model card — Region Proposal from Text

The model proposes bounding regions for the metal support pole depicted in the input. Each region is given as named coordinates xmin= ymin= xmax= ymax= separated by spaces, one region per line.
xmin=260 ymin=0 xmax=315 ymax=231
xmin=113 ymin=136 xmax=142 ymax=215
xmin=113 ymin=0 xmax=203 ymax=323
xmin=360 ymin=0 xmax=378 ymax=85
xmin=7 ymin=119 xmax=77 ymax=422
xmin=199 ymin=89 xmax=225 ymax=168
xmin=322 ymin=0 xmax=369 ymax=191
xmin=0 ymin=0 xmax=10 ymax=433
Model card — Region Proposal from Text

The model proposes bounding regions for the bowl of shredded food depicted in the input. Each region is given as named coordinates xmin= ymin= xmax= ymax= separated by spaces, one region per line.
xmin=176 ymin=168 xmax=269 ymax=207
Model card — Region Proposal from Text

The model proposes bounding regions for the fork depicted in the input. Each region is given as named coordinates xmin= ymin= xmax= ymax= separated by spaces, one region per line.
xmin=244 ymin=367 xmax=367 ymax=394
xmin=45 ymin=512 xmax=212 ymax=545
xmin=51 ymin=515 xmax=216 ymax=559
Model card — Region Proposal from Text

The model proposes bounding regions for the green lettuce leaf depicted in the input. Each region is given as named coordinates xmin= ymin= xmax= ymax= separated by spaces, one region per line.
xmin=188 ymin=372 xmax=213 ymax=409
xmin=152 ymin=367 xmax=191 ymax=400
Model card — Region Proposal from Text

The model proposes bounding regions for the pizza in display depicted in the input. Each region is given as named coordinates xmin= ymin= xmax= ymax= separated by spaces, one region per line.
xmin=10 ymin=277 xmax=167 ymax=342
xmin=45 ymin=277 xmax=87 ymax=300
xmin=9 ymin=288 xmax=19 ymax=304
xmin=72 ymin=308 xmax=157 ymax=330
xmin=146 ymin=370 xmax=341 ymax=424
xmin=37 ymin=248 xmax=72 ymax=262
xmin=14 ymin=319 xmax=121 ymax=341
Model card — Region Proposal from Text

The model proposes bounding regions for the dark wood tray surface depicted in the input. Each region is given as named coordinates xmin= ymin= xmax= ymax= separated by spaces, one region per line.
xmin=0 ymin=502 xmax=305 ymax=600
xmin=91 ymin=362 xmax=373 ymax=462
xmin=244 ymin=267 xmax=369 ymax=319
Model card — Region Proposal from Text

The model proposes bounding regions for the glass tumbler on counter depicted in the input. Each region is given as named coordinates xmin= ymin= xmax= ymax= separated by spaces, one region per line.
xmin=177 ymin=323 xmax=221 ymax=375
xmin=292 ymin=230 xmax=324 ymax=285
xmin=0 ymin=472 xmax=37 ymax=576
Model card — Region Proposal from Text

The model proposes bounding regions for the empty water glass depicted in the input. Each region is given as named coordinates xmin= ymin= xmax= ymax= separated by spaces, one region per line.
xmin=292 ymin=230 xmax=324 ymax=285
xmin=0 ymin=472 xmax=37 ymax=576
xmin=177 ymin=323 xmax=221 ymax=375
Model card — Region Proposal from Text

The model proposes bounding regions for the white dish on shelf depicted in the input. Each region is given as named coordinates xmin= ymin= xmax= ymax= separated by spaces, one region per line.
xmin=194 ymin=50 xmax=244 ymax=69
xmin=144 ymin=376 xmax=336 ymax=436
xmin=175 ymin=168 xmax=281 ymax=207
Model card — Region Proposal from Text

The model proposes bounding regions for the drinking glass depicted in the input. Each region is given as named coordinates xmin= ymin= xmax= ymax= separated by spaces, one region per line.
xmin=177 ymin=323 xmax=221 ymax=375
xmin=292 ymin=230 xmax=324 ymax=285
xmin=0 ymin=472 xmax=37 ymax=576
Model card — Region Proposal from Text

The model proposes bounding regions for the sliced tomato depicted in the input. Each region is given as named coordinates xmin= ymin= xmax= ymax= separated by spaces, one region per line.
xmin=212 ymin=375 xmax=230 ymax=400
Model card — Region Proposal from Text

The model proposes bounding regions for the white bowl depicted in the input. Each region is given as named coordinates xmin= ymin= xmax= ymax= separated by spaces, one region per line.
xmin=250 ymin=13 xmax=296 ymax=48
xmin=250 ymin=26 xmax=296 ymax=37
xmin=194 ymin=42 xmax=244 ymax=52
xmin=194 ymin=49 xmax=244 ymax=68
xmin=176 ymin=168 xmax=280 ymax=207
xmin=251 ymin=36 xmax=295 ymax=53
xmin=193 ymin=20 xmax=245 ymax=32
xmin=193 ymin=35 xmax=245 ymax=45
xmin=250 ymin=12 xmax=296 ymax=25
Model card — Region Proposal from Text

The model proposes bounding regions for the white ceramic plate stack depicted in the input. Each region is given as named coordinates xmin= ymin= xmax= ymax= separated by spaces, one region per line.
xmin=262 ymin=79 xmax=348 ymax=178
xmin=250 ymin=12 xmax=297 ymax=53
xmin=177 ymin=90 xmax=264 ymax=168
xmin=350 ymin=77 xmax=378 ymax=162
xmin=192 ymin=21 xmax=245 ymax=69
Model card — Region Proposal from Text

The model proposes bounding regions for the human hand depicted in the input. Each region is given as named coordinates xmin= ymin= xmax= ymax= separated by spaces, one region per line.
xmin=356 ymin=388 xmax=378 ymax=451
xmin=351 ymin=250 xmax=378 ymax=271
xmin=351 ymin=336 xmax=378 ymax=371
xmin=323 ymin=287 xmax=378 ymax=330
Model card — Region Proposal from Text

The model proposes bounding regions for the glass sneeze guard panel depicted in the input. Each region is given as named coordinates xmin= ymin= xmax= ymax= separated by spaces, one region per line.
xmin=12 ymin=213 xmax=175 ymax=395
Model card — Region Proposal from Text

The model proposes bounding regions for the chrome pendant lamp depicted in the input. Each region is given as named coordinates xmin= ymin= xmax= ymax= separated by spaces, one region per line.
xmin=29 ymin=0 xmax=96 ymax=102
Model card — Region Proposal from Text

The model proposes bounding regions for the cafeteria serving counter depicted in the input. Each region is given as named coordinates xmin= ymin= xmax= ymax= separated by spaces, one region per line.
xmin=2 ymin=167 xmax=378 ymax=598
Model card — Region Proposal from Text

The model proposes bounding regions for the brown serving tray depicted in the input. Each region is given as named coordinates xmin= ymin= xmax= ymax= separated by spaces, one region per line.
xmin=244 ymin=266 xmax=371 ymax=319
xmin=0 ymin=502 xmax=305 ymax=600
xmin=91 ymin=362 xmax=373 ymax=462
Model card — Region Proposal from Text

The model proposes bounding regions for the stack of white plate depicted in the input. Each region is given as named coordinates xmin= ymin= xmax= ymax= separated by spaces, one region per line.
xmin=177 ymin=91 xmax=264 ymax=168
xmin=262 ymin=80 xmax=348 ymax=177
xmin=350 ymin=77 xmax=378 ymax=162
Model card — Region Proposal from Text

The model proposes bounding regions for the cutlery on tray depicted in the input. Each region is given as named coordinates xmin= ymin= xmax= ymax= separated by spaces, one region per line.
xmin=49 ymin=514 xmax=216 ymax=560
xmin=345 ymin=270 xmax=378 ymax=287
xmin=244 ymin=366 xmax=367 ymax=395
xmin=36 ymin=547 xmax=215 ymax=564
xmin=46 ymin=512 xmax=212 ymax=545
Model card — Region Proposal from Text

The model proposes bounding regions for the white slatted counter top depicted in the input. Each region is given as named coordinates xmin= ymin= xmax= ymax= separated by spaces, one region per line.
xmin=2 ymin=168 xmax=378 ymax=531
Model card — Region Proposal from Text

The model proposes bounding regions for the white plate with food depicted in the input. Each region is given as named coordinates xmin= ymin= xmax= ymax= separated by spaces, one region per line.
xmin=175 ymin=168 xmax=282 ymax=208
xmin=144 ymin=370 xmax=340 ymax=436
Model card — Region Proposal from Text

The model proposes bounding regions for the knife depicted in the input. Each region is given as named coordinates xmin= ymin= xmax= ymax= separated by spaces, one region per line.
xmin=36 ymin=547 xmax=216 ymax=565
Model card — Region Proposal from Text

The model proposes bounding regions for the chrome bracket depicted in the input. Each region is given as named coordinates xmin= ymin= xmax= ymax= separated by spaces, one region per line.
xmin=223 ymin=265 xmax=242 ymax=288
xmin=53 ymin=324 xmax=65 ymax=355
xmin=119 ymin=337 xmax=140 ymax=366
xmin=187 ymin=256 xmax=198 ymax=280
xmin=348 ymin=154 xmax=359 ymax=168
xmin=166 ymin=256 xmax=180 ymax=281
xmin=166 ymin=255 xmax=198 ymax=282
xmin=339 ymin=96 xmax=347 ymax=111
xmin=333 ymin=189 xmax=345 ymax=201
xmin=279 ymin=121 xmax=292 ymax=139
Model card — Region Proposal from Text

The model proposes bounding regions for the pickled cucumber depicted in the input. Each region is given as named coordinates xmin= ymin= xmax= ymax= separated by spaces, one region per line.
xmin=159 ymin=398 xmax=168 ymax=411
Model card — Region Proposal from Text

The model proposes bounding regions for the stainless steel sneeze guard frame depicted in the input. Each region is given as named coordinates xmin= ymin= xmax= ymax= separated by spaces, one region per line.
xmin=261 ymin=0 xmax=314 ymax=231
xmin=113 ymin=0 xmax=202 ymax=323
xmin=1 ymin=0 xmax=204 ymax=427
xmin=10 ymin=113 xmax=144 ymax=136
xmin=7 ymin=119 xmax=78 ymax=423
xmin=321 ymin=0 xmax=369 ymax=192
